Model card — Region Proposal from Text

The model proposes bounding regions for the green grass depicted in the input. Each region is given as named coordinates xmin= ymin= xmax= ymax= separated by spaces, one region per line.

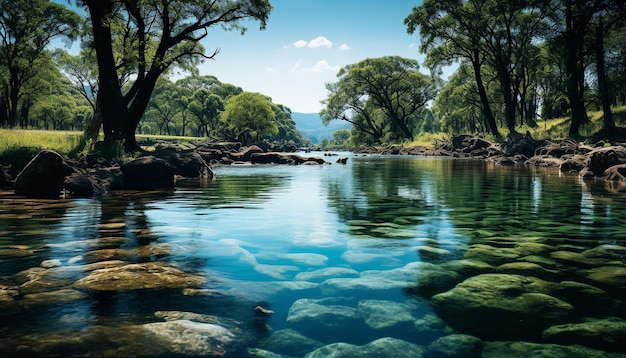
xmin=2 ymin=106 xmax=626 ymax=173
xmin=0 ymin=129 xmax=86 ymax=175
xmin=524 ymin=105 xmax=626 ymax=141
xmin=0 ymin=129 xmax=84 ymax=154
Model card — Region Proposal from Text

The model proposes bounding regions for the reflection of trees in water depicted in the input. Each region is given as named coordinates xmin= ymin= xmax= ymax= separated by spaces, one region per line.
xmin=186 ymin=173 xmax=289 ymax=209
xmin=324 ymin=158 xmax=447 ymax=247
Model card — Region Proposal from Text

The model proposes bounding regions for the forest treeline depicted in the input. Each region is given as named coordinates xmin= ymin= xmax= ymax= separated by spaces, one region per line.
xmin=1 ymin=0 xmax=625 ymax=152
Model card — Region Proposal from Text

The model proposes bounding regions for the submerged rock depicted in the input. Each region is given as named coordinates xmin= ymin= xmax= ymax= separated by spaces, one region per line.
xmin=358 ymin=299 xmax=417 ymax=330
xmin=73 ymin=262 xmax=205 ymax=291
xmin=586 ymin=265 xmax=626 ymax=290
xmin=482 ymin=340 xmax=625 ymax=358
xmin=142 ymin=319 xmax=240 ymax=356
xmin=294 ymin=267 xmax=359 ymax=282
xmin=20 ymin=289 xmax=87 ymax=307
xmin=304 ymin=337 xmax=426 ymax=358
xmin=427 ymin=334 xmax=483 ymax=357
xmin=542 ymin=318 xmax=626 ymax=352
xmin=431 ymin=274 xmax=574 ymax=340
xmin=286 ymin=298 xmax=362 ymax=333
xmin=259 ymin=328 xmax=324 ymax=357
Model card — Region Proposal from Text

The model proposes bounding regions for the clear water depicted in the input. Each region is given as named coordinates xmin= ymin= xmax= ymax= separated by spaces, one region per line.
xmin=1 ymin=155 xmax=626 ymax=357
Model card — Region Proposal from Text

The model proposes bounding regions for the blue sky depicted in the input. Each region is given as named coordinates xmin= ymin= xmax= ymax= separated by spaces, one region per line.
xmin=197 ymin=0 xmax=424 ymax=113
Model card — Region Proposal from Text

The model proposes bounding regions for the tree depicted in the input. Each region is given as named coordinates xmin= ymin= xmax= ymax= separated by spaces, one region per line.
xmin=188 ymin=88 xmax=224 ymax=138
xmin=0 ymin=0 xmax=80 ymax=127
xmin=54 ymin=48 xmax=99 ymax=133
xmin=321 ymin=81 xmax=385 ymax=144
xmin=79 ymin=0 xmax=272 ymax=151
xmin=144 ymin=79 xmax=183 ymax=135
xmin=321 ymin=56 xmax=436 ymax=143
xmin=330 ymin=129 xmax=351 ymax=147
xmin=433 ymin=65 xmax=486 ymax=134
xmin=267 ymin=103 xmax=309 ymax=146
xmin=406 ymin=0 xmax=551 ymax=136
xmin=405 ymin=0 xmax=499 ymax=137
xmin=221 ymin=92 xmax=277 ymax=145
xmin=548 ymin=0 xmax=625 ymax=136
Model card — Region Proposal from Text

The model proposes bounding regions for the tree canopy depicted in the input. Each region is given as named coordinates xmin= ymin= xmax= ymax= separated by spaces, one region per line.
xmin=222 ymin=92 xmax=277 ymax=145
xmin=0 ymin=0 xmax=81 ymax=127
xmin=80 ymin=0 xmax=273 ymax=150
xmin=321 ymin=56 xmax=436 ymax=144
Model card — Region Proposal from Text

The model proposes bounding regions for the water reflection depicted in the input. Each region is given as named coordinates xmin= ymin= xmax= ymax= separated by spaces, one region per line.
xmin=1 ymin=157 xmax=626 ymax=356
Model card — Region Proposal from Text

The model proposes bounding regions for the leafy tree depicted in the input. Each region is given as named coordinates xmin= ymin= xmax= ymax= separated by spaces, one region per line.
xmin=188 ymin=88 xmax=224 ymax=138
xmin=79 ymin=0 xmax=272 ymax=151
xmin=322 ymin=56 xmax=436 ymax=143
xmin=0 ymin=0 xmax=80 ymax=127
xmin=535 ymin=40 xmax=569 ymax=120
xmin=144 ymin=79 xmax=184 ymax=135
xmin=267 ymin=103 xmax=309 ymax=146
xmin=330 ymin=129 xmax=351 ymax=147
xmin=434 ymin=64 xmax=499 ymax=134
xmin=221 ymin=92 xmax=277 ymax=145
xmin=405 ymin=0 xmax=499 ymax=137
xmin=321 ymin=81 xmax=384 ymax=144
xmin=546 ymin=0 xmax=625 ymax=136
xmin=53 ymin=49 xmax=98 ymax=128
xmin=406 ymin=0 xmax=551 ymax=136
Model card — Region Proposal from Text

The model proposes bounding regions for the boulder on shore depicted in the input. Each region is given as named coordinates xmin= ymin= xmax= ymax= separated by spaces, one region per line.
xmin=120 ymin=156 xmax=175 ymax=188
xmin=14 ymin=150 xmax=78 ymax=197
xmin=150 ymin=145 xmax=215 ymax=179
xmin=251 ymin=152 xmax=327 ymax=165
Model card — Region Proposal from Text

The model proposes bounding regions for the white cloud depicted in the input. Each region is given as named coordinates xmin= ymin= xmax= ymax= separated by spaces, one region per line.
xmin=292 ymin=36 xmax=334 ymax=49
xmin=266 ymin=67 xmax=279 ymax=72
xmin=308 ymin=36 xmax=333 ymax=49
xmin=291 ymin=59 xmax=339 ymax=73
xmin=339 ymin=43 xmax=351 ymax=51
xmin=293 ymin=39 xmax=308 ymax=48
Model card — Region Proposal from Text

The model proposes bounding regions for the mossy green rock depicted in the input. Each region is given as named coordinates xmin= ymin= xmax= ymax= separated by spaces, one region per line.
xmin=431 ymin=274 xmax=574 ymax=340
xmin=483 ymin=341 xmax=625 ymax=358
xmin=542 ymin=318 xmax=626 ymax=352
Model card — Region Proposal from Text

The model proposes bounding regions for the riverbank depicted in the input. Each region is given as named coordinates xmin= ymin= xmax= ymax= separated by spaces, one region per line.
xmin=2 ymin=133 xmax=626 ymax=198
xmin=355 ymin=134 xmax=626 ymax=186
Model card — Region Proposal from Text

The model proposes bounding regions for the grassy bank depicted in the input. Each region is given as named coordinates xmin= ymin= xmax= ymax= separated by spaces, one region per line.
xmin=0 ymin=130 xmax=208 ymax=175
xmin=2 ymin=106 xmax=625 ymax=172
xmin=0 ymin=129 xmax=86 ymax=174
xmin=405 ymin=105 xmax=626 ymax=149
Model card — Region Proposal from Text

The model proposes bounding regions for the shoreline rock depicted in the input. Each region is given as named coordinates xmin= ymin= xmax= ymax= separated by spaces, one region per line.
xmin=354 ymin=135 xmax=626 ymax=184
xmin=3 ymin=141 xmax=332 ymax=198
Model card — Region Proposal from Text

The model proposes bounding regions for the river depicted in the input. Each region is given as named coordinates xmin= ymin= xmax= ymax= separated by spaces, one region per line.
xmin=1 ymin=154 xmax=625 ymax=357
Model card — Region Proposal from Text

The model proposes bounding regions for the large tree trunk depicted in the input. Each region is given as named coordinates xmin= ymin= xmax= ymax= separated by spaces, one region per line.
xmin=499 ymin=70 xmax=517 ymax=134
xmin=596 ymin=17 xmax=614 ymax=131
xmin=85 ymin=0 xmax=128 ymax=145
xmin=471 ymin=52 xmax=500 ymax=137
xmin=84 ymin=95 xmax=103 ymax=140
xmin=565 ymin=4 xmax=589 ymax=137
xmin=123 ymin=70 xmax=161 ymax=151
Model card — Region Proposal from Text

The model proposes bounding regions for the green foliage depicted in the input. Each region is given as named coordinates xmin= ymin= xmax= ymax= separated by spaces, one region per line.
xmin=0 ymin=0 xmax=81 ymax=128
xmin=267 ymin=103 xmax=310 ymax=146
xmin=222 ymin=92 xmax=277 ymax=145
xmin=0 ymin=129 xmax=85 ymax=174
xmin=321 ymin=56 xmax=437 ymax=146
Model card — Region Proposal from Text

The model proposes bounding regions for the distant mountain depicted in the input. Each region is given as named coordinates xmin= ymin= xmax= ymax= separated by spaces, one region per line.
xmin=291 ymin=112 xmax=352 ymax=144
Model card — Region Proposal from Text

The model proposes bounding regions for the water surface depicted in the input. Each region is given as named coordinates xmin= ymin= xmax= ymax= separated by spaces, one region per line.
xmin=1 ymin=155 xmax=625 ymax=357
